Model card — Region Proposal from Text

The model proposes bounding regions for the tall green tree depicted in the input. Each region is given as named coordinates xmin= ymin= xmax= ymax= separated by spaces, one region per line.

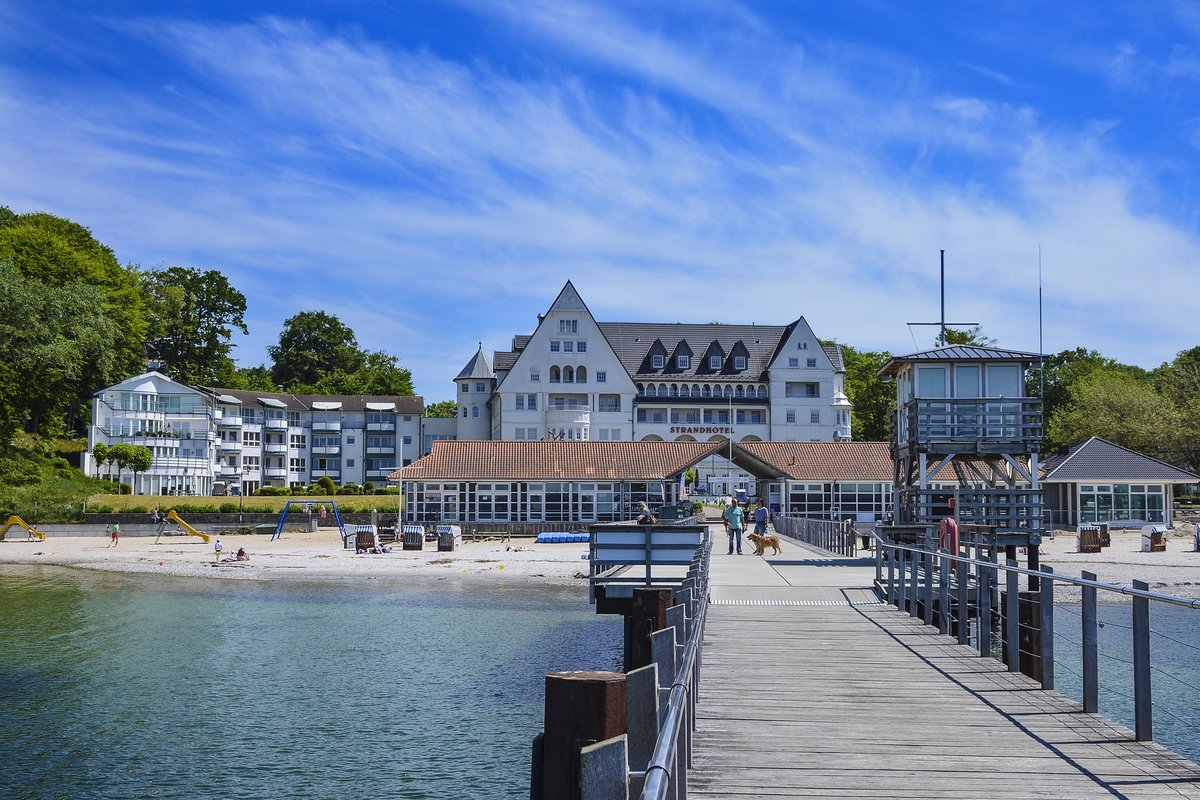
xmin=425 ymin=400 xmax=458 ymax=418
xmin=936 ymin=326 xmax=996 ymax=346
xmin=1031 ymin=348 xmax=1150 ymax=448
xmin=0 ymin=262 xmax=120 ymax=442
xmin=225 ymin=365 xmax=278 ymax=392
xmin=268 ymin=311 xmax=365 ymax=391
xmin=1046 ymin=368 xmax=1181 ymax=459
xmin=141 ymin=266 xmax=248 ymax=385
xmin=1150 ymin=347 xmax=1200 ymax=473
xmin=839 ymin=345 xmax=894 ymax=441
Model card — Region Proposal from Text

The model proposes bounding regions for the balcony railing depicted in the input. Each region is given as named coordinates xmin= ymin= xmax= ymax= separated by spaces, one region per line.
xmin=217 ymin=466 xmax=240 ymax=478
xmin=898 ymin=397 xmax=1042 ymax=450
xmin=545 ymin=408 xmax=591 ymax=427
xmin=264 ymin=468 xmax=288 ymax=479
xmin=367 ymin=422 xmax=395 ymax=431
xmin=264 ymin=443 xmax=287 ymax=455
xmin=217 ymin=416 xmax=242 ymax=428
xmin=312 ymin=421 xmax=342 ymax=433
xmin=264 ymin=419 xmax=288 ymax=431
xmin=312 ymin=445 xmax=341 ymax=455
xmin=311 ymin=469 xmax=340 ymax=479
xmin=218 ymin=441 xmax=242 ymax=453
xmin=366 ymin=446 xmax=394 ymax=455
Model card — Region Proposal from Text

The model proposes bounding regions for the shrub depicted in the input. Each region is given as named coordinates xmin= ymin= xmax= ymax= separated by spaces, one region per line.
xmin=219 ymin=503 xmax=239 ymax=513
xmin=374 ymin=486 xmax=399 ymax=495
xmin=337 ymin=483 xmax=362 ymax=495
xmin=363 ymin=481 xmax=376 ymax=494
xmin=316 ymin=476 xmax=336 ymax=495
xmin=127 ymin=505 xmax=148 ymax=514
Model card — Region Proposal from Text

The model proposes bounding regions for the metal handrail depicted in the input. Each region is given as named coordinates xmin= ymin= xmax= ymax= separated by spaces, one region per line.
xmin=876 ymin=533 xmax=1200 ymax=610
xmin=640 ymin=592 xmax=708 ymax=799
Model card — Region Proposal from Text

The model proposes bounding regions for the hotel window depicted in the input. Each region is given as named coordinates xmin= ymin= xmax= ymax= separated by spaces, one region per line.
xmin=527 ymin=427 xmax=539 ymax=439
xmin=677 ymin=355 xmax=690 ymax=369
xmin=559 ymin=319 xmax=577 ymax=334
xmin=461 ymin=407 xmax=467 ymax=418
xmin=472 ymin=406 xmax=479 ymax=418
xmin=734 ymin=356 xmax=747 ymax=370
xmin=786 ymin=411 xmax=796 ymax=423
xmin=515 ymin=428 xmax=526 ymax=440
xmin=460 ymin=382 xmax=469 ymax=393
xmin=550 ymin=367 xmax=561 ymax=383
xmin=346 ymin=459 xmax=355 ymax=468
xmin=597 ymin=428 xmax=609 ymax=440
xmin=527 ymin=394 xmax=538 ymax=410
xmin=530 ymin=368 xmax=540 ymax=382
xmin=788 ymin=358 xmax=799 ymax=368
xmin=806 ymin=383 xmax=819 ymax=397
xmin=810 ymin=410 xmax=821 ymax=424
xmin=598 ymin=395 xmax=620 ymax=412
xmin=243 ymin=456 xmax=260 ymax=469
xmin=550 ymin=340 xmax=561 ymax=352
xmin=576 ymin=366 xmax=587 ymax=383
xmin=475 ymin=382 xmax=486 ymax=392
xmin=289 ymin=434 xmax=307 ymax=448
xmin=242 ymin=431 xmax=260 ymax=446
xmin=708 ymin=355 xmax=720 ymax=370
xmin=652 ymin=354 xmax=665 ymax=369
xmin=596 ymin=370 xmax=606 ymax=383
xmin=289 ymin=458 xmax=306 ymax=473
xmin=577 ymin=341 xmax=587 ymax=353
xmin=807 ymin=358 xmax=818 ymax=368
xmin=516 ymin=395 xmax=525 ymax=410
xmin=702 ymin=409 xmax=730 ymax=424
xmin=288 ymin=411 xmax=302 ymax=425
xmin=563 ymin=341 xmax=574 ymax=352
xmin=403 ymin=435 xmax=412 ymax=445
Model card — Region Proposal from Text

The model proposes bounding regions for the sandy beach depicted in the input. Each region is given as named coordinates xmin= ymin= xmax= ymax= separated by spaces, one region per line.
xmin=0 ymin=528 xmax=593 ymax=585
xmin=3 ymin=524 xmax=1197 ymax=599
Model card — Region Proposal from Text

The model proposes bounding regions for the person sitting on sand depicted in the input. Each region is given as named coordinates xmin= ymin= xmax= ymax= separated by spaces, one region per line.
xmin=235 ymin=547 xmax=248 ymax=561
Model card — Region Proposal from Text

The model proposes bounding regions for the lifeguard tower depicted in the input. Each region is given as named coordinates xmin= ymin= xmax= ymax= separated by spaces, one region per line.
xmin=878 ymin=345 xmax=1044 ymax=535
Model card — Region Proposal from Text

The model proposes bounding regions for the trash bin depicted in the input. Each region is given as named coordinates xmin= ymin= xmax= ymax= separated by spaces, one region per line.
xmin=402 ymin=524 xmax=424 ymax=551
xmin=436 ymin=524 xmax=462 ymax=552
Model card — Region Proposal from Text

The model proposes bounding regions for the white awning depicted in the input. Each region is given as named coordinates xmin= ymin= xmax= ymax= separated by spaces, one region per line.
xmin=258 ymin=397 xmax=288 ymax=409
xmin=217 ymin=394 xmax=241 ymax=404
xmin=365 ymin=402 xmax=396 ymax=411
xmin=311 ymin=401 xmax=343 ymax=410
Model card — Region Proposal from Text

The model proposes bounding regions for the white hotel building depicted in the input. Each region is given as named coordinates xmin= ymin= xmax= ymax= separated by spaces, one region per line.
xmin=450 ymin=281 xmax=851 ymax=447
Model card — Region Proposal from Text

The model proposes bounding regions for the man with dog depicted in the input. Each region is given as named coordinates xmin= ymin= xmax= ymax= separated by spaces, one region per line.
xmin=722 ymin=498 xmax=745 ymax=554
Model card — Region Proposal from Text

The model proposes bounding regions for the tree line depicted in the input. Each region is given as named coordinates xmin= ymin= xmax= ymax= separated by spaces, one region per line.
xmin=0 ymin=207 xmax=413 ymax=449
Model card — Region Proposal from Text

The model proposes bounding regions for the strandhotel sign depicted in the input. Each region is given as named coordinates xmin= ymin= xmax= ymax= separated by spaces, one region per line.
xmin=669 ymin=426 xmax=733 ymax=435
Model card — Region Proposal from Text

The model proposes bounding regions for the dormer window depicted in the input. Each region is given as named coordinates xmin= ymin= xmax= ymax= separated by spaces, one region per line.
xmin=709 ymin=355 xmax=722 ymax=370
xmin=734 ymin=356 xmax=747 ymax=370
xmin=677 ymin=355 xmax=690 ymax=369
xmin=652 ymin=354 xmax=665 ymax=369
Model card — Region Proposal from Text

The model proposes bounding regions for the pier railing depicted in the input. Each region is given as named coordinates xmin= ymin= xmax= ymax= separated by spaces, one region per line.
xmin=875 ymin=530 xmax=1200 ymax=747
xmin=533 ymin=531 xmax=712 ymax=799
xmin=773 ymin=514 xmax=857 ymax=557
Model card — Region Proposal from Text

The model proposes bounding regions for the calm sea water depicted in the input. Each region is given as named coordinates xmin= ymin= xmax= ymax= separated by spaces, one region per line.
xmin=0 ymin=566 xmax=621 ymax=800
xmin=1053 ymin=602 xmax=1200 ymax=764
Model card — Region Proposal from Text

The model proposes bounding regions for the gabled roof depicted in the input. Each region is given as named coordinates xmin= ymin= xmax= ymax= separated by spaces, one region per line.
xmin=493 ymin=351 xmax=518 ymax=371
xmin=548 ymin=280 xmax=589 ymax=312
xmin=822 ymin=344 xmax=844 ymax=371
xmin=599 ymin=322 xmax=787 ymax=382
xmin=456 ymin=346 xmax=495 ymax=380
xmin=739 ymin=441 xmax=893 ymax=481
xmin=879 ymin=346 xmax=1043 ymax=377
xmin=1041 ymin=437 xmax=1199 ymax=483
xmin=390 ymin=440 xmax=725 ymax=481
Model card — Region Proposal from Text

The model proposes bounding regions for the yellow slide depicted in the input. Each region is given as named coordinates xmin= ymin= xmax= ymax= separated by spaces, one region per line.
xmin=165 ymin=510 xmax=211 ymax=544
xmin=0 ymin=515 xmax=46 ymax=541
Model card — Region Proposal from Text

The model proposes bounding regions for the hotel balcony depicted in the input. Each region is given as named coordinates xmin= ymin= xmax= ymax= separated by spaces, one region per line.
xmin=545 ymin=408 xmax=591 ymax=428
xmin=264 ymin=419 xmax=288 ymax=431
xmin=311 ymin=469 xmax=340 ymax=479
xmin=366 ymin=468 xmax=394 ymax=478
xmin=217 ymin=465 xmax=240 ymax=478
xmin=312 ymin=421 xmax=342 ymax=433
xmin=312 ymin=445 xmax=341 ymax=455
xmin=367 ymin=421 xmax=395 ymax=431
xmin=264 ymin=467 xmax=288 ymax=479
xmin=366 ymin=446 xmax=394 ymax=455
xmin=217 ymin=416 xmax=242 ymax=428
xmin=264 ymin=443 xmax=287 ymax=455
xmin=218 ymin=441 xmax=242 ymax=454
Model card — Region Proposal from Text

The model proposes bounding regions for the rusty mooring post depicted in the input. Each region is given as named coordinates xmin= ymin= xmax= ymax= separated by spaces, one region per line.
xmin=626 ymin=588 xmax=672 ymax=672
xmin=542 ymin=671 xmax=627 ymax=800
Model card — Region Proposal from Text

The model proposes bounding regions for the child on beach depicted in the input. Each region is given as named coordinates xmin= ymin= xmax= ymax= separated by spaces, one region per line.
xmin=213 ymin=538 xmax=223 ymax=563
xmin=107 ymin=522 xmax=120 ymax=547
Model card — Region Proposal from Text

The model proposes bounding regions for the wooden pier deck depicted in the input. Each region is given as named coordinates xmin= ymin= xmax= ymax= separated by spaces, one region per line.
xmin=688 ymin=539 xmax=1200 ymax=799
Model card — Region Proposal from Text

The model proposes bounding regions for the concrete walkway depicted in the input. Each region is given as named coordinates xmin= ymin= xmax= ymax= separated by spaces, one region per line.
xmin=688 ymin=536 xmax=1200 ymax=799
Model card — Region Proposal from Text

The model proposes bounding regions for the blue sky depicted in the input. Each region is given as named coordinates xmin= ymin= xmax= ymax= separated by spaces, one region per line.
xmin=3 ymin=1 xmax=1199 ymax=401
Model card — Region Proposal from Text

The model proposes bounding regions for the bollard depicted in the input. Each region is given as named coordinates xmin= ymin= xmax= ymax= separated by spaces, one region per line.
xmin=543 ymin=671 xmax=628 ymax=800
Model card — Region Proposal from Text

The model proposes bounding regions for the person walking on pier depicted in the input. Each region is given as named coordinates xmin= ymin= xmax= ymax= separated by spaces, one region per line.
xmin=723 ymin=499 xmax=745 ymax=554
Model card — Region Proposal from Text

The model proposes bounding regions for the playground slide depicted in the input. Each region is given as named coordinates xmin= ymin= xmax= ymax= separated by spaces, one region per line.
xmin=0 ymin=516 xmax=46 ymax=541
xmin=165 ymin=510 xmax=211 ymax=543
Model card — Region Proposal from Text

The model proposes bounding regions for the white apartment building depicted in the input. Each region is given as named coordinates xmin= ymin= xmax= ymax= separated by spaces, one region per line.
xmin=87 ymin=371 xmax=425 ymax=495
xmin=453 ymin=281 xmax=851 ymax=446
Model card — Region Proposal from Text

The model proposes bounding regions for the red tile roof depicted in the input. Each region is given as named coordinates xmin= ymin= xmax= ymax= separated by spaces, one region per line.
xmin=739 ymin=441 xmax=894 ymax=481
xmin=391 ymin=440 xmax=726 ymax=481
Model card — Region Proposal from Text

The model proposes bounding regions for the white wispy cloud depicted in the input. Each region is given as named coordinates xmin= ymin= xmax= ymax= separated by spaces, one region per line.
xmin=1 ymin=1 xmax=1198 ymax=403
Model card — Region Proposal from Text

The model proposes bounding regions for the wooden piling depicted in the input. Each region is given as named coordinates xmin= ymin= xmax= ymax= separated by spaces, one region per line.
xmin=543 ymin=671 xmax=627 ymax=800
xmin=626 ymin=588 xmax=672 ymax=672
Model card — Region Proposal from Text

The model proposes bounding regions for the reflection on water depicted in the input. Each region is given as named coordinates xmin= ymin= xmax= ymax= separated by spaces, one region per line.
xmin=0 ymin=566 xmax=621 ymax=799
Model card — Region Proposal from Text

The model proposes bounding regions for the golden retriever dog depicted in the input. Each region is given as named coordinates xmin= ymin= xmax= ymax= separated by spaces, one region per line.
xmin=747 ymin=532 xmax=783 ymax=556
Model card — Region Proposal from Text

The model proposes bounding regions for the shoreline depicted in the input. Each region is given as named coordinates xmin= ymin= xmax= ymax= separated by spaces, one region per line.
xmin=0 ymin=528 xmax=593 ymax=586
